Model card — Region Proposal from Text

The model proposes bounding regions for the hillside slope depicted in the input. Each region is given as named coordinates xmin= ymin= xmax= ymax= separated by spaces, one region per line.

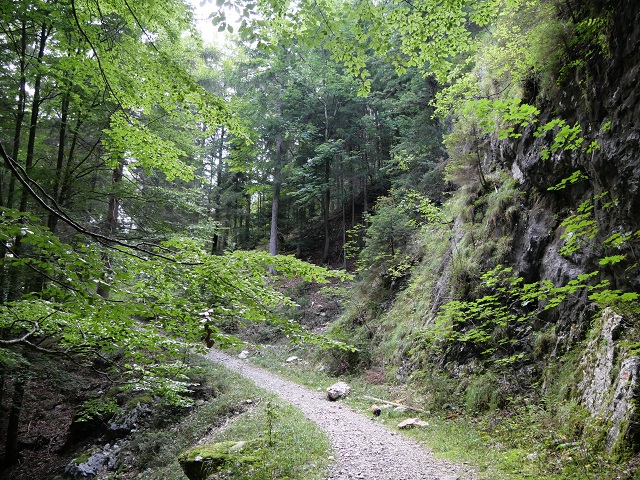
xmin=336 ymin=0 xmax=640 ymax=465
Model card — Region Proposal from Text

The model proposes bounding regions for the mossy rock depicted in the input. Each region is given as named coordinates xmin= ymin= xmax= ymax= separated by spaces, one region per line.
xmin=178 ymin=440 xmax=259 ymax=480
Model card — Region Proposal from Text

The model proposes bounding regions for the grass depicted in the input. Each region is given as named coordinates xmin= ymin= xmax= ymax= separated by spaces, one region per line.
xmin=107 ymin=355 xmax=331 ymax=479
xmin=241 ymin=343 xmax=630 ymax=480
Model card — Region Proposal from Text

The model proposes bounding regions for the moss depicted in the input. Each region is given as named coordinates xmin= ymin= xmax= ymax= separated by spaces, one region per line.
xmin=125 ymin=393 xmax=154 ymax=408
xmin=178 ymin=440 xmax=260 ymax=480
xmin=74 ymin=450 xmax=92 ymax=464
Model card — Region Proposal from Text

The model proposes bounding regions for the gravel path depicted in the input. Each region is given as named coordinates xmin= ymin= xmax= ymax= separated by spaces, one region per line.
xmin=206 ymin=349 xmax=475 ymax=480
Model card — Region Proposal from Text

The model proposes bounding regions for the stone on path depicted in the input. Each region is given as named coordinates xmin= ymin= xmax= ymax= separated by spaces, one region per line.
xmin=327 ymin=381 xmax=351 ymax=401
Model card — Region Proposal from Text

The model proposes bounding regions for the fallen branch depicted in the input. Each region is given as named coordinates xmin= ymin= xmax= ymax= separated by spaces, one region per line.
xmin=363 ymin=395 xmax=428 ymax=414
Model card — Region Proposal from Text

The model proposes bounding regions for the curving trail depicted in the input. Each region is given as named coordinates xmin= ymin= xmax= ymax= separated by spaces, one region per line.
xmin=206 ymin=349 xmax=475 ymax=480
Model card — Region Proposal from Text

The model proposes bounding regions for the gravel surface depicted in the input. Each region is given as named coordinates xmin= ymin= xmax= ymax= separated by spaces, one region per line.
xmin=206 ymin=349 xmax=476 ymax=480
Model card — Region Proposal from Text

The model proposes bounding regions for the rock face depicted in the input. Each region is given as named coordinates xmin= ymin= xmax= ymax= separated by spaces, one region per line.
xmin=178 ymin=441 xmax=258 ymax=480
xmin=64 ymin=452 xmax=106 ymax=479
xmin=436 ymin=0 xmax=640 ymax=456
xmin=578 ymin=309 xmax=640 ymax=450
xmin=107 ymin=402 xmax=150 ymax=439
xmin=326 ymin=382 xmax=351 ymax=401
xmin=63 ymin=443 xmax=121 ymax=479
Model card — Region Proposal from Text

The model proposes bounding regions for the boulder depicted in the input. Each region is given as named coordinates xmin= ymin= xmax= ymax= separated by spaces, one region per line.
xmin=326 ymin=382 xmax=350 ymax=401
xmin=397 ymin=418 xmax=429 ymax=429
xmin=178 ymin=441 xmax=259 ymax=480
xmin=64 ymin=451 xmax=107 ymax=479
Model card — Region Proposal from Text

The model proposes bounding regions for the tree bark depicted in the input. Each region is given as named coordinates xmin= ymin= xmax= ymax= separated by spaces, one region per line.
xmin=4 ymin=370 xmax=27 ymax=466
xmin=18 ymin=23 xmax=49 ymax=214
xmin=269 ymin=84 xmax=285 ymax=262
xmin=97 ymin=162 xmax=123 ymax=299
xmin=0 ymin=21 xmax=28 ymax=303
xmin=269 ymin=168 xmax=281 ymax=257
xmin=243 ymin=192 xmax=251 ymax=246
xmin=47 ymin=89 xmax=70 ymax=232
xmin=211 ymin=127 xmax=225 ymax=254
xmin=5 ymin=21 xmax=28 ymax=210
xmin=9 ymin=23 xmax=49 ymax=300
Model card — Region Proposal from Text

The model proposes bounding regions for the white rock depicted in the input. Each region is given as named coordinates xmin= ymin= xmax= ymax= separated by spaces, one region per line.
xmin=397 ymin=417 xmax=429 ymax=429
xmin=327 ymin=382 xmax=351 ymax=401
xmin=238 ymin=350 xmax=250 ymax=359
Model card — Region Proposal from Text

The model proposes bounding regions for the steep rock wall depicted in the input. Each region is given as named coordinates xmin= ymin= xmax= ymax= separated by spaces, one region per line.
xmin=496 ymin=0 xmax=640 ymax=452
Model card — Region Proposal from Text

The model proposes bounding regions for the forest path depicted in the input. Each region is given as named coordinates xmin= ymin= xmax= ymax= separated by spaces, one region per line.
xmin=206 ymin=349 xmax=475 ymax=480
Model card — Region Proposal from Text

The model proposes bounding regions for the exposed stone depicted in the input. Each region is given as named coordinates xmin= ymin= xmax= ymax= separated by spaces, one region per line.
xmin=64 ymin=451 xmax=107 ymax=479
xmin=107 ymin=402 xmax=150 ymax=439
xmin=238 ymin=350 xmax=250 ymax=359
xmin=608 ymin=356 xmax=640 ymax=448
xmin=178 ymin=441 xmax=258 ymax=480
xmin=397 ymin=418 xmax=429 ymax=429
xmin=578 ymin=308 xmax=640 ymax=450
xmin=327 ymin=382 xmax=351 ymax=401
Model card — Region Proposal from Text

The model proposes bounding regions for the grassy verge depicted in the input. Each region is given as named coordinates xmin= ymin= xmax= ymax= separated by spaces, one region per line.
xmin=241 ymin=343 xmax=628 ymax=480
xmin=109 ymin=355 xmax=331 ymax=479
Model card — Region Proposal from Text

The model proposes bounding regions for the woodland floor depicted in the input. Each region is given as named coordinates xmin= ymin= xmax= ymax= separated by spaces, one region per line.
xmin=206 ymin=349 xmax=476 ymax=480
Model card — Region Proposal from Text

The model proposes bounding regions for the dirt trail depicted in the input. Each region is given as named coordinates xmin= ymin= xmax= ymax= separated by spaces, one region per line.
xmin=206 ymin=349 xmax=475 ymax=480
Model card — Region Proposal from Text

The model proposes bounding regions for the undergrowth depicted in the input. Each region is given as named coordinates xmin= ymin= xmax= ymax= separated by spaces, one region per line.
xmin=106 ymin=355 xmax=331 ymax=479
xmin=244 ymin=343 xmax=630 ymax=480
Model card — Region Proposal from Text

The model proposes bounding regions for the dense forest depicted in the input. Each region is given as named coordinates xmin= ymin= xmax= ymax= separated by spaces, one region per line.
xmin=1 ymin=0 xmax=639 ymax=478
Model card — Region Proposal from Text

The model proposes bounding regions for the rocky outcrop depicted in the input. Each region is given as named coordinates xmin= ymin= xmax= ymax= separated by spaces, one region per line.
xmin=178 ymin=441 xmax=259 ymax=480
xmin=578 ymin=309 xmax=640 ymax=451
xmin=63 ymin=443 xmax=120 ymax=479
xmin=442 ymin=0 xmax=640 ymax=455
xmin=107 ymin=402 xmax=150 ymax=439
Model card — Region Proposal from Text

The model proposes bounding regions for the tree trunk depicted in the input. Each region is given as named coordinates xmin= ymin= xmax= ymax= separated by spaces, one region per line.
xmin=322 ymin=184 xmax=330 ymax=264
xmin=18 ymin=23 xmax=48 ymax=214
xmin=0 ymin=21 xmax=28 ymax=303
xmin=211 ymin=127 xmax=225 ymax=254
xmin=47 ymin=89 xmax=71 ymax=232
xmin=363 ymin=151 xmax=369 ymax=217
xmin=269 ymin=173 xmax=281 ymax=257
xmin=5 ymin=21 xmax=28 ymax=210
xmin=4 ymin=370 xmax=27 ymax=466
xmin=321 ymin=69 xmax=333 ymax=264
xmin=243 ymin=192 xmax=251 ymax=246
xmin=97 ymin=162 xmax=123 ymax=299
xmin=269 ymin=84 xmax=285 ymax=262
xmin=9 ymin=23 xmax=49 ymax=301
